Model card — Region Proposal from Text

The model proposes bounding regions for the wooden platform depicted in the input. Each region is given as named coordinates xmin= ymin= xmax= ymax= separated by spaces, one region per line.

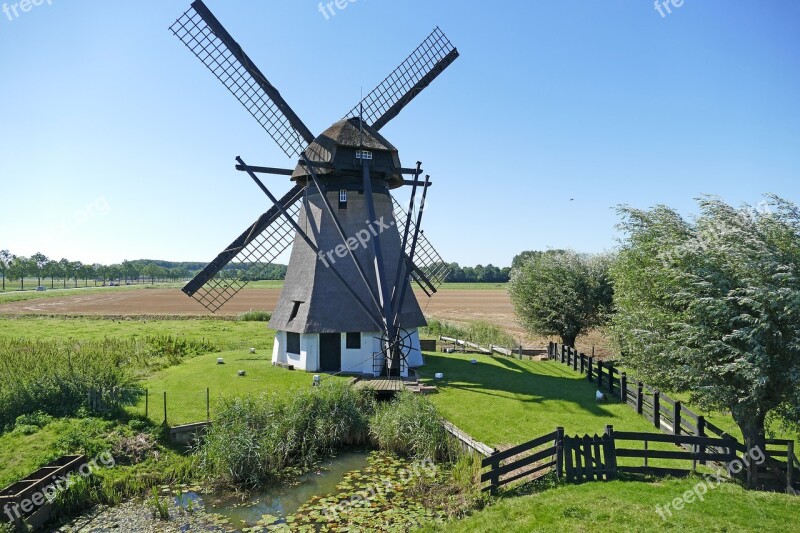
xmin=353 ymin=378 xmax=437 ymax=394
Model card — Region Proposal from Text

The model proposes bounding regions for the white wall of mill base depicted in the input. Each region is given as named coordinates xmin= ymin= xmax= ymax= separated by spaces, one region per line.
xmin=271 ymin=329 xmax=423 ymax=376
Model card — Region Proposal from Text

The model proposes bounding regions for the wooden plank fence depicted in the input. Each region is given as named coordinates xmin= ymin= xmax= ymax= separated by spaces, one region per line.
xmin=563 ymin=429 xmax=617 ymax=483
xmin=480 ymin=425 xmax=798 ymax=495
xmin=547 ymin=342 xmax=800 ymax=494
xmin=481 ymin=428 xmax=563 ymax=494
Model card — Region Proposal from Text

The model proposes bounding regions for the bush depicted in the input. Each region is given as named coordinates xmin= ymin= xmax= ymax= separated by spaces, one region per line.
xmin=421 ymin=319 xmax=515 ymax=348
xmin=53 ymin=418 xmax=115 ymax=458
xmin=369 ymin=392 xmax=455 ymax=462
xmin=235 ymin=309 xmax=272 ymax=322
xmin=198 ymin=381 xmax=374 ymax=488
xmin=0 ymin=335 xmax=216 ymax=426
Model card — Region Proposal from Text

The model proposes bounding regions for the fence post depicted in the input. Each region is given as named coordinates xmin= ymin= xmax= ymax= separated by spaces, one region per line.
xmin=587 ymin=357 xmax=594 ymax=382
xmin=620 ymin=372 xmax=627 ymax=403
xmin=548 ymin=341 xmax=553 ymax=359
xmin=604 ymin=425 xmax=617 ymax=480
xmin=653 ymin=391 xmax=661 ymax=430
xmin=555 ymin=426 xmax=565 ymax=480
xmin=673 ymin=401 xmax=682 ymax=436
xmin=518 ymin=345 xmax=522 ymax=360
xmin=597 ymin=361 xmax=604 ymax=389
xmin=607 ymin=363 xmax=615 ymax=395
xmin=561 ymin=344 xmax=566 ymax=364
xmin=163 ymin=391 xmax=167 ymax=427
xmin=636 ymin=382 xmax=644 ymax=414
xmin=488 ymin=453 xmax=500 ymax=495
xmin=145 ymin=389 xmax=149 ymax=418
xmin=206 ymin=388 xmax=210 ymax=421
xmin=788 ymin=441 xmax=795 ymax=494
xmin=697 ymin=415 xmax=706 ymax=465
xmin=580 ymin=353 xmax=585 ymax=374
xmin=573 ymin=351 xmax=578 ymax=372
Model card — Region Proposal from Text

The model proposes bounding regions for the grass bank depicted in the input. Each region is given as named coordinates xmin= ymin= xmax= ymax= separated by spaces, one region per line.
xmin=435 ymin=477 xmax=800 ymax=532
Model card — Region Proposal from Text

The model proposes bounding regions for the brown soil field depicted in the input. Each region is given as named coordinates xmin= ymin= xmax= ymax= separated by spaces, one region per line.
xmin=0 ymin=288 xmax=613 ymax=357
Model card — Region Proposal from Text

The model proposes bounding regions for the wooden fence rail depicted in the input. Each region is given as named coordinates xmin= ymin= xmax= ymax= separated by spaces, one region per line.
xmin=481 ymin=429 xmax=562 ymax=494
xmin=480 ymin=425 xmax=764 ymax=494
xmin=547 ymin=342 xmax=800 ymax=493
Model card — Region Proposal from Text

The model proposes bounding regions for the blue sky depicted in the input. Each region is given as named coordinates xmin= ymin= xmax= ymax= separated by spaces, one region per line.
xmin=1 ymin=0 xmax=798 ymax=268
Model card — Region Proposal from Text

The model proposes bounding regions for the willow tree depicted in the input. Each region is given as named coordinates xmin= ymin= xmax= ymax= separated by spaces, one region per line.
xmin=611 ymin=195 xmax=800 ymax=466
xmin=508 ymin=250 xmax=613 ymax=347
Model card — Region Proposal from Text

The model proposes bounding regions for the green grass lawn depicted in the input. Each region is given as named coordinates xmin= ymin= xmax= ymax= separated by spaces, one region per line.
xmin=419 ymin=352 xmax=732 ymax=473
xmin=0 ymin=316 xmax=272 ymax=349
xmin=0 ymin=420 xmax=67 ymax=487
xmin=137 ymin=344 xmax=348 ymax=425
xmin=0 ymin=282 xmax=184 ymax=304
xmin=435 ymin=477 xmax=800 ymax=532
xmin=420 ymin=352 xmax=677 ymax=446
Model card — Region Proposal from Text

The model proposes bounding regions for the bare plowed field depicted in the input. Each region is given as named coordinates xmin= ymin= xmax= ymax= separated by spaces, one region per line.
xmin=0 ymin=288 xmax=611 ymax=356
xmin=0 ymin=288 xmax=511 ymax=319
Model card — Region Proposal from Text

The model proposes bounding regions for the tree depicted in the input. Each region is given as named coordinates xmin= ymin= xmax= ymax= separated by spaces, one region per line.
xmin=70 ymin=261 xmax=82 ymax=288
xmin=142 ymin=263 xmax=157 ymax=284
xmin=508 ymin=250 xmax=613 ymax=347
xmin=43 ymin=260 xmax=61 ymax=289
xmin=610 ymin=195 xmax=800 ymax=474
xmin=79 ymin=264 xmax=95 ymax=287
xmin=59 ymin=258 xmax=71 ymax=288
xmin=0 ymin=250 xmax=11 ymax=291
xmin=8 ymin=256 xmax=30 ymax=290
xmin=30 ymin=252 xmax=48 ymax=287
xmin=107 ymin=264 xmax=121 ymax=284
xmin=92 ymin=264 xmax=104 ymax=286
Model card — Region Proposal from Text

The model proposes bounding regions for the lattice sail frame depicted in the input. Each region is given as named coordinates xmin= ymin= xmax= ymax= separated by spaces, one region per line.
xmin=170 ymin=5 xmax=308 ymax=158
xmin=344 ymin=27 xmax=458 ymax=130
xmin=391 ymin=197 xmax=450 ymax=292
xmin=190 ymin=201 xmax=300 ymax=313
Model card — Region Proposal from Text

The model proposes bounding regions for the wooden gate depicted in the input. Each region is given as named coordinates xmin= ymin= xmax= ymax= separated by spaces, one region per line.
xmin=563 ymin=432 xmax=617 ymax=483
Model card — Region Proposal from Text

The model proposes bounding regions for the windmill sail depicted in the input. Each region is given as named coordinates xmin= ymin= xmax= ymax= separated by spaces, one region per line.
xmin=391 ymin=196 xmax=450 ymax=293
xmin=170 ymin=0 xmax=313 ymax=158
xmin=183 ymin=185 xmax=304 ymax=313
xmin=344 ymin=27 xmax=459 ymax=131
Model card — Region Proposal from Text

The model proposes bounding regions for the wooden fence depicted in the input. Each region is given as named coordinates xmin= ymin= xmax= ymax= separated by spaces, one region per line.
xmin=481 ymin=425 xmax=793 ymax=495
xmin=438 ymin=335 xmax=545 ymax=359
xmin=481 ymin=429 xmax=562 ymax=494
xmin=546 ymin=342 xmax=800 ymax=493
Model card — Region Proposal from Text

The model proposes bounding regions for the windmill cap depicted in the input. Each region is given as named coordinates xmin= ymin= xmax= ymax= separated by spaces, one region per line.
xmin=292 ymin=118 xmax=404 ymax=189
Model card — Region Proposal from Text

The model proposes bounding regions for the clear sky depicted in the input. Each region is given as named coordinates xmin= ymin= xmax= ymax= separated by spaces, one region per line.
xmin=1 ymin=0 xmax=798 ymax=268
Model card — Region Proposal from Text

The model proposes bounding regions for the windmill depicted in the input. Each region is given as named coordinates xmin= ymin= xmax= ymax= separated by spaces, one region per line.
xmin=170 ymin=1 xmax=458 ymax=378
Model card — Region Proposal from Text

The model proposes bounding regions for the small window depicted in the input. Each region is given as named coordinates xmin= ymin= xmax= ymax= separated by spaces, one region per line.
xmin=346 ymin=332 xmax=361 ymax=350
xmin=286 ymin=332 xmax=300 ymax=355
xmin=338 ymin=189 xmax=347 ymax=210
xmin=289 ymin=301 xmax=301 ymax=321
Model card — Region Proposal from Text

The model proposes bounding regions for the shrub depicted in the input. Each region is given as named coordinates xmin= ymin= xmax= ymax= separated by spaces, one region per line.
xmin=0 ymin=335 xmax=216 ymax=426
xmin=198 ymin=381 xmax=374 ymax=488
xmin=235 ymin=309 xmax=272 ymax=322
xmin=421 ymin=319 xmax=515 ymax=348
xmin=369 ymin=392 xmax=454 ymax=462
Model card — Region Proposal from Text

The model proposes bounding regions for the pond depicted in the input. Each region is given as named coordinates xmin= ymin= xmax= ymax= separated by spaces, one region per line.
xmin=180 ymin=451 xmax=370 ymax=529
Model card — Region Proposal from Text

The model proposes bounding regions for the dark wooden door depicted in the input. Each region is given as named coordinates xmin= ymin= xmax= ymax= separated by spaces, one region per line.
xmin=319 ymin=333 xmax=341 ymax=372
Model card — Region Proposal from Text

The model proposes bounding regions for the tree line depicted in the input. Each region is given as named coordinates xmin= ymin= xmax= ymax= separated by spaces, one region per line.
xmin=1 ymin=252 xmax=510 ymax=291
xmin=0 ymin=252 xmax=196 ymax=290
xmin=424 ymin=262 xmax=511 ymax=283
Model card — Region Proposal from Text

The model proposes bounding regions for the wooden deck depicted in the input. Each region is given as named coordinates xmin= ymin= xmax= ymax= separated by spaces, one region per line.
xmin=353 ymin=378 xmax=438 ymax=394
xmin=354 ymin=378 xmax=408 ymax=392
